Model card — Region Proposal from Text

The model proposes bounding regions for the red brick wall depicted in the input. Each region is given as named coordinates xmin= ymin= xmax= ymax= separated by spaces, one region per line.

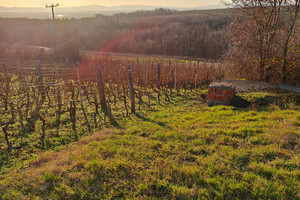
xmin=207 ymin=88 xmax=235 ymax=103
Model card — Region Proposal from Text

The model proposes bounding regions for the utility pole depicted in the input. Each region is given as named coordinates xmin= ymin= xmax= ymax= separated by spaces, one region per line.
xmin=46 ymin=3 xmax=59 ymax=59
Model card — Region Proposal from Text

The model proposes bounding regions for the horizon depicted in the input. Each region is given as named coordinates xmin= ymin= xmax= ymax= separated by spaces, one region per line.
xmin=0 ymin=2 xmax=226 ymax=19
xmin=0 ymin=0 xmax=221 ymax=8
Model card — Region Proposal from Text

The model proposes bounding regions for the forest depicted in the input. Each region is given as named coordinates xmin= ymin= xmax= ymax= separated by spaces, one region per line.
xmin=1 ymin=4 xmax=299 ymax=84
xmin=0 ymin=8 xmax=231 ymax=60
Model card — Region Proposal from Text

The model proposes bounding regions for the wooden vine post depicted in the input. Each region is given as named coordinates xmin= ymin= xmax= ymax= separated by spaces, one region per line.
xmin=17 ymin=64 xmax=25 ymax=130
xmin=127 ymin=66 xmax=135 ymax=113
xmin=55 ymin=61 xmax=62 ymax=136
xmin=169 ymin=60 xmax=174 ymax=94
xmin=1 ymin=59 xmax=13 ymax=151
xmin=146 ymin=65 xmax=150 ymax=107
xmin=96 ymin=68 xmax=114 ymax=122
xmin=3 ymin=59 xmax=9 ymax=111
xmin=69 ymin=82 xmax=77 ymax=137
xmin=192 ymin=62 xmax=197 ymax=89
xmin=23 ymin=60 xmax=45 ymax=134
xmin=174 ymin=64 xmax=177 ymax=92
xmin=76 ymin=62 xmax=92 ymax=134
xmin=36 ymin=60 xmax=46 ymax=146
xmin=157 ymin=62 xmax=161 ymax=104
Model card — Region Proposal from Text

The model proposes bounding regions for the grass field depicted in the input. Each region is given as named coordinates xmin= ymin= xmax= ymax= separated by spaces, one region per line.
xmin=0 ymin=90 xmax=299 ymax=199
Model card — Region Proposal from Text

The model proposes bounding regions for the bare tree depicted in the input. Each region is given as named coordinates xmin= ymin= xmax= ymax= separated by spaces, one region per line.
xmin=224 ymin=0 xmax=300 ymax=83
xmin=281 ymin=0 xmax=300 ymax=83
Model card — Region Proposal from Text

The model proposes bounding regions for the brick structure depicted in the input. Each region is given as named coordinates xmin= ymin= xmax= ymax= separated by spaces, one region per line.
xmin=207 ymin=82 xmax=236 ymax=106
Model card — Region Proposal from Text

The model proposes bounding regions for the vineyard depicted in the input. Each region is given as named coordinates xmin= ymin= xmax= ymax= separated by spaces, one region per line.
xmin=1 ymin=2 xmax=300 ymax=198
xmin=0 ymin=55 xmax=223 ymax=156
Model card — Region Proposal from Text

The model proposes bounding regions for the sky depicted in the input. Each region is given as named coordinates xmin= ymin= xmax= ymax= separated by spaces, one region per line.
xmin=1 ymin=0 xmax=221 ymax=8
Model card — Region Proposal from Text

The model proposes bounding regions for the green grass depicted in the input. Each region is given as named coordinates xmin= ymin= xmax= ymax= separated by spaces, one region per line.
xmin=0 ymin=91 xmax=299 ymax=199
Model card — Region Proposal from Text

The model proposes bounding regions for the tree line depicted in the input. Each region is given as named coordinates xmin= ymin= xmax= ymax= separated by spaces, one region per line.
xmin=0 ymin=8 xmax=231 ymax=61
xmin=0 ymin=4 xmax=299 ymax=84
xmin=224 ymin=0 xmax=300 ymax=84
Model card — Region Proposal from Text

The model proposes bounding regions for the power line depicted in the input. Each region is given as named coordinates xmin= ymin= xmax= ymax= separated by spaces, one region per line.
xmin=46 ymin=3 xmax=59 ymax=59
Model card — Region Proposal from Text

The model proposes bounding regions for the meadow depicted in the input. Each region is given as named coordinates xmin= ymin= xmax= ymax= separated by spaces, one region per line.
xmin=0 ymin=88 xmax=299 ymax=199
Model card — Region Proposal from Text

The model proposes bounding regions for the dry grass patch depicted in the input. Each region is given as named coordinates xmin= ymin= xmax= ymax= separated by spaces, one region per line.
xmin=0 ymin=130 xmax=113 ymax=196
xmin=30 ymin=129 xmax=112 ymax=167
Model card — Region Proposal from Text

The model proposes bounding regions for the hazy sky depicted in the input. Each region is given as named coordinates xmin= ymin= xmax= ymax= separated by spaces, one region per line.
xmin=1 ymin=0 xmax=221 ymax=8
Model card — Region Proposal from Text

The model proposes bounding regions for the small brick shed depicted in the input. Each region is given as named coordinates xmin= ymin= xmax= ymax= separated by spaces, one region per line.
xmin=207 ymin=82 xmax=236 ymax=106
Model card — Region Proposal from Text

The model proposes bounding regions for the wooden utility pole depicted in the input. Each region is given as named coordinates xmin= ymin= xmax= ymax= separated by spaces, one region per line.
xmin=46 ymin=3 xmax=59 ymax=58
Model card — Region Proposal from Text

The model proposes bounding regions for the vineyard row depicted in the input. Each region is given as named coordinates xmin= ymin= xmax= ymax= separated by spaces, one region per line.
xmin=0 ymin=57 xmax=224 ymax=152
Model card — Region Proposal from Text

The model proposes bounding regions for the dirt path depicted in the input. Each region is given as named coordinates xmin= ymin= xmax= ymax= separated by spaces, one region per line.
xmin=223 ymin=80 xmax=300 ymax=94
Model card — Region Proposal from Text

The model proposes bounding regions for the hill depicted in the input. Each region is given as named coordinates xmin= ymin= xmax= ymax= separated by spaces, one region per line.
xmin=0 ymin=8 xmax=231 ymax=60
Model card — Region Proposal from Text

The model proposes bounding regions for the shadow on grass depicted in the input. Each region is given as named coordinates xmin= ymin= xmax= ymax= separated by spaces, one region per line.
xmin=172 ymin=93 xmax=200 ymax=105
xmin=134 ymin=113 xmax=171 ymax=129
xmin=111 ymin=120 xmax=123 ymax=129
xmin=231 ymin=96 xmax=251 ymax=109
xmin=231 ymin=92 xmax=300 ymax=110
xmin=231 ymin=95 xmax=281 ymax=109
xmin=295 ymin=95 xmax=300 ymax=106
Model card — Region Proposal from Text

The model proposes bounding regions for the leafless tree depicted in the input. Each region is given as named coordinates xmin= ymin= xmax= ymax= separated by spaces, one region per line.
xmin=281 ymin=0 xmax=300 ymax=83
xmin=224 ymin=0 xmax=300 ymax=83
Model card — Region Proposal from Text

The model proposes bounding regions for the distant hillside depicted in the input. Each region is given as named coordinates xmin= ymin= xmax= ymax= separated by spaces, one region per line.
xmin=0 ymin=4 xmax=226 ymax=19
xmin=0 ymin=8 xmax=232 ymax=60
